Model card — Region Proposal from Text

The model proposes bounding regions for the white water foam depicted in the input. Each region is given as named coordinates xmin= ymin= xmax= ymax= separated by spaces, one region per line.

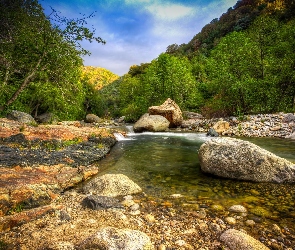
xmin=114 ymin=132 xmax=134 ymax=141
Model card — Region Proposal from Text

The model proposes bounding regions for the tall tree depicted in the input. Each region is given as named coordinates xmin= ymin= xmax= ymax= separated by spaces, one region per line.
xmin=0 ymin=0 xmax=104 ymax=113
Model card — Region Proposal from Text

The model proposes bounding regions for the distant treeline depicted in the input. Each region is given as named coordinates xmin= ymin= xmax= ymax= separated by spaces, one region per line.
xmin=95 ymin=0 xmax=295 ymax=121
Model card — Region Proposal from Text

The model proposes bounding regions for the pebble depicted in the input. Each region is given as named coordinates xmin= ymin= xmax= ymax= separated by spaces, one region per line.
xmin=169 ymin=194 xmax=184 ymax=199
xmin=144 ymin=214 xmax=156 ymax=223
xmin=245 ymin=220 xmax=255 ymax=227
xmin=129 ymin=210 xmax=141 ymax=216
xmin=272 ymin=224 xmax=282 ymax=235
xmin=158 ymin=244 xmax=166 ymax=250
xmin=175 ymin=240 xmax=186 ymax=246
xmin=130 ymin=203 xmax=140 ymax=211
xmin=228 ymin=205 xmax=247 ymax=213
xmin=121 ymin=199 xmax=135 ymax=207
xmin=225 ymin=217 xmax=236 ymax=225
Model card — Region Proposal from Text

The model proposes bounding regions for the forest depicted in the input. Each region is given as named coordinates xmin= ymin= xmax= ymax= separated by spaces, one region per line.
xmin=0 ymin=0 xmax=294 ymax=121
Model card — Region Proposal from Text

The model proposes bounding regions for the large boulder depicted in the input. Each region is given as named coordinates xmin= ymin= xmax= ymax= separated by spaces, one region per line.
xmin=148 ymin=98 xmax=183 ymax=127
xmin=85 ymin=114 xmax=101 ymax=123
xmin=198 ymin=137 xmax=295 ymax=183
xmin=83 ymin=174 xmax=142 ymax=197
xmin=77 ymin=227 xmax=153 ymax=250
xmin=133 ymin=113 xmax=170 ymax=132
xmin=220 ymin=229 xmax=270 ymax=250
xmin=7 ymin=110 xmax=36 ymax=124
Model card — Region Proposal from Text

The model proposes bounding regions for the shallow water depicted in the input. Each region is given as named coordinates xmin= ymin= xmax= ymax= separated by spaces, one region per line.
xmin=97 ymin=129 xmax=295 ymax=229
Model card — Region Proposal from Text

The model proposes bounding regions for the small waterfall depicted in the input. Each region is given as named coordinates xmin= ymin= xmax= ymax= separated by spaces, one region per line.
xmin=114 ymin=132 xmax=127 ymax=141
xmin=126 ymin=125 xmax=134 ymax=134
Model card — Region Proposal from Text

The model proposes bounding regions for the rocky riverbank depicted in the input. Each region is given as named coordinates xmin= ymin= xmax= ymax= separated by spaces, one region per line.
xmin=1 ymin=112 xmax=295 ymax=249
xmin=181 ymin=112 xmax=295 ymax=139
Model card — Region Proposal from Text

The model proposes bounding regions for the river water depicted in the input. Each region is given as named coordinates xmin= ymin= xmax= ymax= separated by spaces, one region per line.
xmin=98 ymin=128 xmax=295 ymax=229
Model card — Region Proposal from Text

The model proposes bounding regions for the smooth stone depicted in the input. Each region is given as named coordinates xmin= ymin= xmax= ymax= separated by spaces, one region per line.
xmin=220 ymin=229 xmax=270 ymax=250
xmin=228 ymin=205 xmax=247 ymax=213
xmin=225 ymin=217 xmax=236 ymax=225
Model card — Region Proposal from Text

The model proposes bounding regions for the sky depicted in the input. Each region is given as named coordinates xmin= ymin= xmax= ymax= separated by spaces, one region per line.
xmin=40 ymin=0 xmax=238 ymax=76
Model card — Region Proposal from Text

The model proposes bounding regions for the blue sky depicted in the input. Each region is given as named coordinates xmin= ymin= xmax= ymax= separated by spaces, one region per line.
xmin=40 ymin=0 xmax=237 ymax=76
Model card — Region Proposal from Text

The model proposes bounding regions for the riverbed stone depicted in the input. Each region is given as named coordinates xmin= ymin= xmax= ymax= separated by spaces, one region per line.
xmin=6 ymin=110 xmax=36 ymax=124
xmin=228 ymin=205 xmax=247 ymax=213
xmin=220 ymin=229 xmax=270 ymax=250
xmin=148 ymin=98 xmax=183 ymax=127
xmin=77 ymin=227 xmax=153 ymax=250
xmin=81 ymin=195 xmax=123 ymax=210
xmin=133 ymin=113 xmax=170 ymax=132
xmin=83 ymin=174 xmax=142 ymax=197
xmin=198 ymin=137 xmax=295 ymax=183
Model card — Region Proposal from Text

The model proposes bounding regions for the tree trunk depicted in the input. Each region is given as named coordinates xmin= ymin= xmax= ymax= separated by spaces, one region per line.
xmin=0 ymin=57 xmax=43 ymax=111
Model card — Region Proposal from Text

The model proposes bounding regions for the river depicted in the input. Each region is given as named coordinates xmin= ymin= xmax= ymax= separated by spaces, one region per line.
xmin=97 ymin=128 xmax=295 ymax=230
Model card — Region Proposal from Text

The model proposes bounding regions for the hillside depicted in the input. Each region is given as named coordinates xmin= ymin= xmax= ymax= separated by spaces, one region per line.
xmin=166 ymin=0 xmax=295 ymax=57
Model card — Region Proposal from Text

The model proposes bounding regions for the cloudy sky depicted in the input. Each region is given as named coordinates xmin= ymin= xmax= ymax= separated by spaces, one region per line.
xmin=41 ymin=0 xmax=237 ymax=76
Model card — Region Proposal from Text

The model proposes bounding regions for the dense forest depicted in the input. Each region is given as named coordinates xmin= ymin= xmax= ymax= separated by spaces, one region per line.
xmin=0 ymin=0 xmax=294 ymax=121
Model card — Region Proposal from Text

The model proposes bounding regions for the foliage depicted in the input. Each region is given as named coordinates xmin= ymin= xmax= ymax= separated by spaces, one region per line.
xmin=0 ymin=0 xmax=104 ymax=120
xmin=80 ymin=66 xmax=119 ymax=116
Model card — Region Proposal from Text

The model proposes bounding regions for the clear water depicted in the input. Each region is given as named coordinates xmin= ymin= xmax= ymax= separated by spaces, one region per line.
xmin=98 ymin=130 xmax=295 ymax=228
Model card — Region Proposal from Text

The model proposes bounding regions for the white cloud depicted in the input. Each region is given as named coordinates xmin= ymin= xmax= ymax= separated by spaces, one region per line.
xmin=146 ymin=3 xmax=195 ymax=21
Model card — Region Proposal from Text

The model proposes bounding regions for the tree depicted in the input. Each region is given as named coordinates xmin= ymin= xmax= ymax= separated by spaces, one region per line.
xmin=0 ymin=0 xmax=105 ymax=114
xmin=143 ymin=53 xmax=199 ymax=110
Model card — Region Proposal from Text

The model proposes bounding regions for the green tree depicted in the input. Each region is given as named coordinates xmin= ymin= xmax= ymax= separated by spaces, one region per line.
xmin=0 ymin=0 xmax=104 ymax=117
xmin=143 ymin=53 xmax=199 ymax=110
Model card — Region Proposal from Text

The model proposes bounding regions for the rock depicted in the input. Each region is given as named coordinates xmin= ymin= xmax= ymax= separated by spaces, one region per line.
xmin=0 ymin=165 xmax=98 ymax=216
xmin=148 ymin=98 xmax=183 ymax=127
xmin=133 ymin=113 xmax=170 ymax=132
xmin=282 ymin=113 xmax=295 ymax=123
xmin=228 ymin=205 xmax=247 ymax=213
xmin=85 ymin=114 xmax=101 ymax=123
xmin=144 ymin=214 xmax=156 ymax=223
xmin=225 ymin=217 xmax=236 ymax=225
xmin=35 ymin=112 xmax=58 ymax=124
xmin=220 ymin=229 xmax=270 ymax=250
xmin=7 ymin=110 xmax=36 ymax=124
xmin=59 ymin=210 xmax=71 ymax=221
xmin=245 ymin=220 xmax=255 ymax=227
xmin=0 ymin=205 xmax=63 ymax=232
xmin=183 ymin=111 xmax=203 ymax=119
xmin=286 ymin=132 xmax=295 ymax=139
xmin=198 ymin=137 xmax=295 ymax=183
xmin=212 ymin=120 xmax=230 ymax=133
xmin=83 ymin=174 xmax=142 ymax=197
xmin=118 ymin=116 xmax=125 ymax=123
xmin=77 ymin=227 xmax=153 ymax=250
xmin=81 ymin=195 xmax=124 ymax=210
xmin=206 ymin=128 xmax=219 ymax=137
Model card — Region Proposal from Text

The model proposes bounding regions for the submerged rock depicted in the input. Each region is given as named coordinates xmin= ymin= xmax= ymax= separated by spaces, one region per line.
xmin=83 ymin=174 xmax=142 ymax=197
xmin=77 ymin=227 xmax=153 ymax=250
xmin=133 ymin=113 xmax=170 ymax=132
xmin=81 ymin=195 xmax=123 ymax=210
xmin=198 ymin=137 xmax=295 ymax=183
xmin=220 ymin=229 xmax=270 ymax=250
xmin=148 ymin=98 xmax=183 ymax=127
